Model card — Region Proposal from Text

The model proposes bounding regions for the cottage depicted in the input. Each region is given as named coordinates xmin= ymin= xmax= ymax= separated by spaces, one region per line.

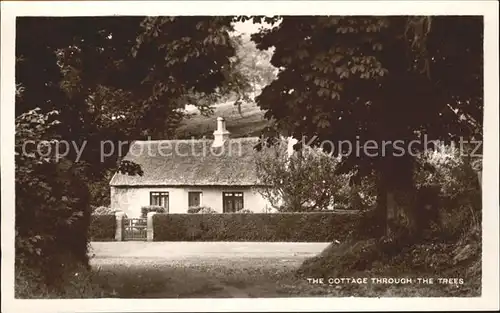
xmin=109 ymin=117 xmax=274 ymax=217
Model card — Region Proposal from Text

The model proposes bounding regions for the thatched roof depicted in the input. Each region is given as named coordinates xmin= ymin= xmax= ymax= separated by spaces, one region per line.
xmin=110 ymin=137 xmax=268 ymax=187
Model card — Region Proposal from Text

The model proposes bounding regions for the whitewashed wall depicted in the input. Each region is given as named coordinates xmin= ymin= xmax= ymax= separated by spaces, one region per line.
xmin=110 ymin=185 xmax=273 ymax=217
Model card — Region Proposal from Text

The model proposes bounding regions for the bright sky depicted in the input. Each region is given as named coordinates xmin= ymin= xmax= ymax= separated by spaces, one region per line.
xmin=233 ymin=20 xmax=260 ymax=34
xmin=232 ymin=20 xmax=271 ymax=37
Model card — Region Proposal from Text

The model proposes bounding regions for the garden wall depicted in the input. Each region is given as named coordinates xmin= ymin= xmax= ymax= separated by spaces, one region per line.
xmin=152 ymin=212 xmax=359 ymax=242
xmin=89 ymin=215 xmax=116 ymax=241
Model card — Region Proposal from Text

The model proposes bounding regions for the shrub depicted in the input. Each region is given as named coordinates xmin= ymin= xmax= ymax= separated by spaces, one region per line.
xmin=15 ymin=109 xmax=91 ymax=293
xmin=199 ymin=206 xmax=217 ymax=214
xmin=187 ymin=206 xmax=217 ymax=214
xmin=92 ymin=206 xmax=115 ymax=215
xmin=153 ymin=212 xmax=359 ymax=242
xmin=88 ymin=215 xmax=116 ymax=241
xmin=414 ymin=143 xmax=482 ymax=241
xmin=235 ymin=208 xmax=253 ymax=213
xmin=141 ymin=205 xmax=166 ymax=217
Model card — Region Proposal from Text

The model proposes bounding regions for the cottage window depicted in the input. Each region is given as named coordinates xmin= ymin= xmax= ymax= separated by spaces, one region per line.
xmin=222 ymin=192 xmax=244 ymax=213
xmin=150 ymin=192 xmax=169 ymax=212
xmin=188 ymin=192 xmax=202 ymax=207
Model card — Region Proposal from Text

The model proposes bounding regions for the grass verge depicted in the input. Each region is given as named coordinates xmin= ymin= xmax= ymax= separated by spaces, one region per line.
xmin=297 ymin=226 xmax=481 ymax=297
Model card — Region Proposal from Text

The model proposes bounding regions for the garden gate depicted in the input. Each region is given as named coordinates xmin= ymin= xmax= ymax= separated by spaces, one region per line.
xmin=123 ymin=217 xmax=148 ymax=241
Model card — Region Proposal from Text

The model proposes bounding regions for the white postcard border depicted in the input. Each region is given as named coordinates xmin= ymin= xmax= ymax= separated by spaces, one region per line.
xmin=1 ymin=1 xmax=498 ymax=312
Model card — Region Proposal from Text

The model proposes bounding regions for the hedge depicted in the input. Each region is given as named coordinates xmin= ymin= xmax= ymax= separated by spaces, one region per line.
xmin=153 ymin=212 xmax=359 ymax=242
xmin=88 ymin=215 xmax=116 ymax=241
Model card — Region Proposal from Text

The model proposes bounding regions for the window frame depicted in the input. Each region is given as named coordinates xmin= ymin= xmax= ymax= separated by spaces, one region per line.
xmin=188 ymin=191 xmax=203 ymax=208
xmin=222 ymin=191 xmax=244 ymax=213
xmin=150 ymin=191 xmax=169 ymax=212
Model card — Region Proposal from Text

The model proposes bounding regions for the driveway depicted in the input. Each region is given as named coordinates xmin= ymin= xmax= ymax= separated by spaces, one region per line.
xmin=89 ymin=241 xmax=330 ymax=298
xmin=90 ymin=241 xmax=329 ymax=259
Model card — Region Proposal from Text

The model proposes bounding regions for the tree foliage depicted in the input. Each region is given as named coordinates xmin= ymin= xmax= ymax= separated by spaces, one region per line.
xmin=255 ymin=138 xmax=347 ymax=211
xmin=15 ymin=108 xmax=90 ymax=287
xmin=16 ymin=17 xmax=239 ymax=173
xmin=230 ymin=34 xmax=277 ymax=102
xmin=15 ymin=16 xmax=245 ymax=291
xmin=245 ymin=16 xmax=483 ymax=236
xmin=180 ymin=33 xmax=278 ymax=119
xmin=414 ymin=143 xmax=481 ymax=238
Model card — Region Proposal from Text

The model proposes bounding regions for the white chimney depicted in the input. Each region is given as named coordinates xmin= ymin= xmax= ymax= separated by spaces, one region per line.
xmin=212 ymin=117 xmax=230 ymax=147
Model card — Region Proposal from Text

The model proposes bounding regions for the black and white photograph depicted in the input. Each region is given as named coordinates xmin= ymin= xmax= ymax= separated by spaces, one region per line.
xmin=1 ymin=1 xmax=499 ymax=312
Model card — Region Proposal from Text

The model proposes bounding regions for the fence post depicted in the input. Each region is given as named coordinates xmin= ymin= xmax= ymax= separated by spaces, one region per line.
xmin=147 ymin=212 xmax=156 ymax=242
xmin=115 ymin=211 xmax=125 ymax=241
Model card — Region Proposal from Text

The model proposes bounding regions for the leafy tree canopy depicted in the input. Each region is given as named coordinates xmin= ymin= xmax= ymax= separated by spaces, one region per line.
xmin=16 ymin=16 xmax=240 ymax=177
xmin=243 ymin=15 xmax=483 ymax=235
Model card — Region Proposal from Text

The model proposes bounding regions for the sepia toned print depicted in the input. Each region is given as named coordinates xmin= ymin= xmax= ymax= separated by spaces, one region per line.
xmin=1 ymin=1 xmax=499 ymax=312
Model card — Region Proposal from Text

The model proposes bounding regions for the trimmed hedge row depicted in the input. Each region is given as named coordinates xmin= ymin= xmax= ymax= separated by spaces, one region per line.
xmin=153 ymin=212 xmax=359 ymax=242
xmin=89 ymin=215 xmax=116 ymax=241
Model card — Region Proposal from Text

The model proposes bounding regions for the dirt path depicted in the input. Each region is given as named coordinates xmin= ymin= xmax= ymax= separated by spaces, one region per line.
xmin=89 ymin=241 xmax=329 ymax=298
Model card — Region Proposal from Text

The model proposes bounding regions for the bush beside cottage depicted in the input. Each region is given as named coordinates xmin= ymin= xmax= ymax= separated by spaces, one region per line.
xmin=140 ymin=205 xmax=167 ymax=217
xmin=187 ymin=206 xmax=218 ymax=214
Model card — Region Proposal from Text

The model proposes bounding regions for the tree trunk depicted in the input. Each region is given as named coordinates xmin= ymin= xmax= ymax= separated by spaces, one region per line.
xmin=376 ymin=155 xmax=418 ymax=238
xmin=374 ymin=176 xmax=388 ymax=237
xmin=477 ymin=171 xmax=482 ymax=190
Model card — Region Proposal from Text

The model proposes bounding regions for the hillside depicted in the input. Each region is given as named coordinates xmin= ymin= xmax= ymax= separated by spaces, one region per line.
xmin=175 ymin=101 xmax=270 ymax=139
